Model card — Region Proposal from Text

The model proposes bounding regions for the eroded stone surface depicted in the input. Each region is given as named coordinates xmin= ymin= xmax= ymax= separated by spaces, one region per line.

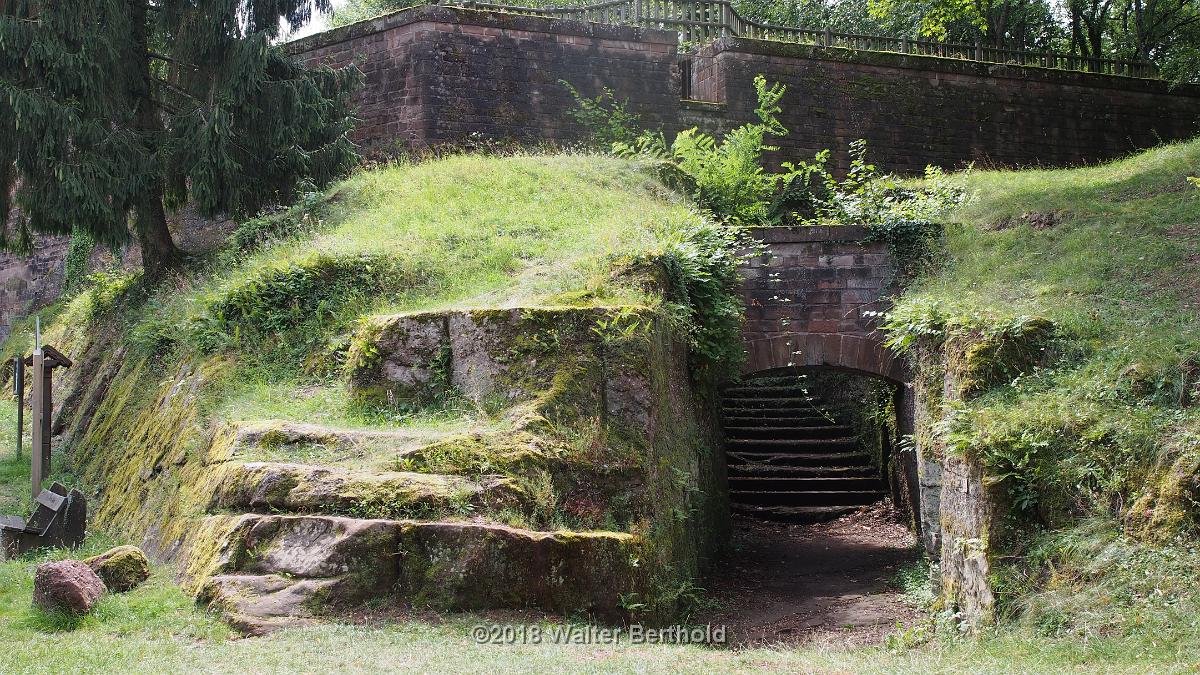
xmin=211 ymin=462 xmax=519 ymax=518
xmin=191 ymin=514 xmax=640 ymax=633
xmin=33 ymin=560 xmax=106 ymax=615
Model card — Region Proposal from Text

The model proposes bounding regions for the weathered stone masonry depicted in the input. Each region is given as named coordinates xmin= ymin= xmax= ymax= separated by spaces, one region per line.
xmin=0 ymin=237 xmax=70 ymax=342
xmin=8 ymin=4 xmax=1198 ymax=344
xmin=292 ymin=5 xmax=1200 ymax=174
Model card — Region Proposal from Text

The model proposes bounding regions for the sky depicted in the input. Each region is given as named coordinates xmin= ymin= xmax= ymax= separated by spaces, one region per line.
xmin=286 ymin=0 xmax=349 ymax=40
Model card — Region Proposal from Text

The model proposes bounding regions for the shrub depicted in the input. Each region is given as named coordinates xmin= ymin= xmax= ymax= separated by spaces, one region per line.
xmin=657 ymin=218 xmax=750 ymax=378
xmin=615 ymin=75 xmax=790 ymax=225
xmin=561 ymin=80 xmax=643 ymax=150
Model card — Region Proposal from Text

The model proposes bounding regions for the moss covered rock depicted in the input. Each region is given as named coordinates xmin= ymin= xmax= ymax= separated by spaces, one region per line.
xmin=85 ymin=545 xmax=151 ymax=593
xmin=951 ymin=317 xmax=1055 ymax=398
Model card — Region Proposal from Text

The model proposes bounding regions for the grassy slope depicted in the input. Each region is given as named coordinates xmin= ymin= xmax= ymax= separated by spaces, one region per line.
xmin=3 ymin=153 xmax=698 ymax=437
xmin=3 ymin=148 xmax=1200 ymax=671
xmin=922 ymin=138 xmax=1199 ymax=373
xmin=893 ymin=139 xmax=1200 ymax=639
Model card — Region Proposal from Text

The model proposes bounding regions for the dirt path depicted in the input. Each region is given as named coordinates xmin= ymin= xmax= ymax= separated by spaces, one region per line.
xmin=696 ymin=501 xmax=920 ymax=648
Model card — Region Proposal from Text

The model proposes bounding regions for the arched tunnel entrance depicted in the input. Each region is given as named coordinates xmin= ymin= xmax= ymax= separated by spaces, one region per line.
xmin=695 ymin=366 xmax=922 ymax=646
xmin=695 ymin=225 xmax=925 ymax=645
xmin=722 ymin=366 xmax=909 ymax=524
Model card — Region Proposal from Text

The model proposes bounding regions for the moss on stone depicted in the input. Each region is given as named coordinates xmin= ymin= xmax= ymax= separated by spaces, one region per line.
xmin=84 ymin=545 xmax=152 ymax=593
xmin=952 ymin=317 xmax=1055 ymax=398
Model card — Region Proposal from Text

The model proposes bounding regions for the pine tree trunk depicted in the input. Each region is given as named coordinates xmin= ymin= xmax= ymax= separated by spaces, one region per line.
xmin=135 ymin=185 xmax=182 ymax=279
xmin=130 ymin=0 xmax=182 ymax=278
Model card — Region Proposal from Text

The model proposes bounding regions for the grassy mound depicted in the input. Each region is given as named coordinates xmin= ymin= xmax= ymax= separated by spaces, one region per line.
xmin=889 ymin=138 xmax=1200 ymax=636
xmin=4 ymin=153 xmax=712 ymax=432
xmin=0 ymin=152 xmax=739 ymax=623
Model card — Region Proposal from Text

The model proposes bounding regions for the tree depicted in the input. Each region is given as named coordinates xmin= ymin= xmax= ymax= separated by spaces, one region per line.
xmin=0 ymin=1 xmax=362 ymax=278
xmin=1068 ymin=0 xmax=1115 ymax=60
xmin=867 ymin=0 xmax=1059 ymax=48
xmin=1118 ymin=0 xmax=1200 ymax=60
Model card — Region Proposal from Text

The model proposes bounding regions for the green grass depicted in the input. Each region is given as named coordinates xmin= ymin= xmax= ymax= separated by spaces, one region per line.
xmin=1 ymin=514 xmax=1199 ymax=675
xmin=1 ymin=542 xmax=1199 ymax=675
xmin=889 ymin=138 xmax=1200 ymax=635
xmin=0 ymin=399 xmax=32 ymax=513
xmin=917 ymin=139 xmax=1199 ymax=371
xmin=79 ymin=152 xmax=704 ymax=435
xmin=6 ymin=146 xmax=1200 ymax=672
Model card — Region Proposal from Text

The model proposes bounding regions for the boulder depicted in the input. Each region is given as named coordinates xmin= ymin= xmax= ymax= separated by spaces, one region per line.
xmin=33 ymin=560 xmax=106 ymax=615
xmin=85 ymin=545 xmax=151 ymax=593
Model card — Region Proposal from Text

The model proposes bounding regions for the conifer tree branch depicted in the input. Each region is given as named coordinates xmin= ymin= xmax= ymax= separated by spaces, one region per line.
xmin=151 ymin=76 xmax=202 ymax=105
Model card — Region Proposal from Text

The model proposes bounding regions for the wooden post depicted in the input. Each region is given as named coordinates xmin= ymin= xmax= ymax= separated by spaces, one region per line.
xmin=22 ymin=343 xmax=71 ymax=499
xmin=12 ymin=357 xmax=21 ymax=462
xmin=29 ymin=349 xmax=43 ymax=498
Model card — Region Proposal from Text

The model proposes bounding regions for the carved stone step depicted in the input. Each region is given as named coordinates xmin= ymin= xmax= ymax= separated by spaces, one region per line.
xmin=731 ymin=504 xmax=861 ymax=523
xmin=209 ymin=462 xmax=523 ymax=519
xmin=726 ymin=437 xmax=860 ymax=452
xmin=730 ymin=489 xmax=886 ymax=507
xmin=726 ymin=463 xmax=878 ymax=478
xmin=726 ymin=451 xmax=872 ymax=467
xmin=191 ymin=514 xmax=637 ymax=634
xmin=728 ymin=476 xmax=883 ymax=492
xmin=723 ymin=425 xmax=855 ymax=440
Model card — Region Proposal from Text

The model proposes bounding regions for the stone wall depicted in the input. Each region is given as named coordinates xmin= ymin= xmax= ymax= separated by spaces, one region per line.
xmin=692 ymin=37 xmax=1200 ymax=173
xmin=293 ymin=6 xmax=1200 ymax=171
xmin=0 ymin=236 xmax=70 ymax=343
xmin=740 ymin=225 xmax=904 ymax=381
xmin=294 ymin=6 xmax=681 ymax=153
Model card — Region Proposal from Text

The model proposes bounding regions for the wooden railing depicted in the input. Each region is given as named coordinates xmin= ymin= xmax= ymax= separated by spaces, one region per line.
xmin=443 ymin=0 xmax=1158 ymax=78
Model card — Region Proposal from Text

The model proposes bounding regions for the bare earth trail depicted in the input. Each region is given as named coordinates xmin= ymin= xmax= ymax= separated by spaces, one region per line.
xmin=697 ymin=503 xmax=920 ymax=648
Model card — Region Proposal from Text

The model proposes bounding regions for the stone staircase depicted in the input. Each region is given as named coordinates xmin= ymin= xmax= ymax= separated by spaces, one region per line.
xmin=188 ymin=421 xmax=638 ymax=634
xmin=174 ymin=306 xmax=724 ymax=633
xmin=722 ymin=376 xmax=886 ymax=522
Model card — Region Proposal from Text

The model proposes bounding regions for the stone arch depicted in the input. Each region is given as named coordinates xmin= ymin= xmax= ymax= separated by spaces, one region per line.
xmin=743 ymin=332 xmax=908 ymax=383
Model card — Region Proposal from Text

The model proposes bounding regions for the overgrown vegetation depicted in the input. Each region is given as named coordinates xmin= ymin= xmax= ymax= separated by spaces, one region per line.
xmin=883 ymin=138 xmax=1200 ymax=633
xmin=0 ymin=152 xmax=747 ymax=628
xmin=568 ymin=74 xmax=965 ymax=252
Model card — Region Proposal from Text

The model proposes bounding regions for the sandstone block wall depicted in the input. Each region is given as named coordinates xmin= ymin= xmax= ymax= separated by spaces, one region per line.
xmin=293 ymin=6 xmax=1200 ymax=172
xmin=295 ymin=6 xmax=681 ymax=153
xmin=739 ymin=225 xmax=903 ymax=380
xmin=693 ymin=38 xmax=1200 ymax=173
xmin=0 ymin=237 xmax=70 ymax=343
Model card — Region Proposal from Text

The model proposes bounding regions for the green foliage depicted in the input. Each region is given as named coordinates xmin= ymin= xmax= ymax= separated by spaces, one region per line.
xmin=227 ymin=190 xmax=332 ymax=253
xmin=787 ymin=141 xmax=966 ymax=272
xmin=560 ymin=80 xmax=643 ymax=150
xmin=331 ymin=0 xmax=421 ymax=26
xmin=656 ymin=219 xmax=749 ymax=377
xmin=597 ymin=76 xmax=963 ymax=242
xmin=0 ymin=0 xmax=362 ymax=273
xmin=187 ymin=253 xmax=406 ymax=357
xmin=616 ymin=75 xmax=790 ymax=225
xmin=1002 ymin=519 xmax=1200 ymax=640
xmin=63 ymin=231 xmax=96 ymax=295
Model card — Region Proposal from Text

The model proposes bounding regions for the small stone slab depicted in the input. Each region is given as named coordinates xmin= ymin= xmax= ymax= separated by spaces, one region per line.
xmin=0 ymin=515 xmax=26 ymax=531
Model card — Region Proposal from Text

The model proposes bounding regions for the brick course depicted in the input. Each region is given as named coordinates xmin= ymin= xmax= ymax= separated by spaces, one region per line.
xmin=740 ymin=225 xmax=904 ymax=381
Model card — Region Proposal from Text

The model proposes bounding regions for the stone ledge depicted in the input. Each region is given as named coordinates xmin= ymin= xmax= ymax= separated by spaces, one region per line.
xmin=750 ymin=225 xmax=872 ymax=244
xmin=288 ymin=5 xmax=679 ymax=55
xmin=705 ymin=36 xmax=1200 ymax=95
xmin=680 ymin=99 xmax=726 ymax=112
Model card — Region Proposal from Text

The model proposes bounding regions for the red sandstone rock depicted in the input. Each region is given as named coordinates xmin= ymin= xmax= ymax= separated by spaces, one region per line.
xmin=32 ymin=560 xmax=106 ymax=615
